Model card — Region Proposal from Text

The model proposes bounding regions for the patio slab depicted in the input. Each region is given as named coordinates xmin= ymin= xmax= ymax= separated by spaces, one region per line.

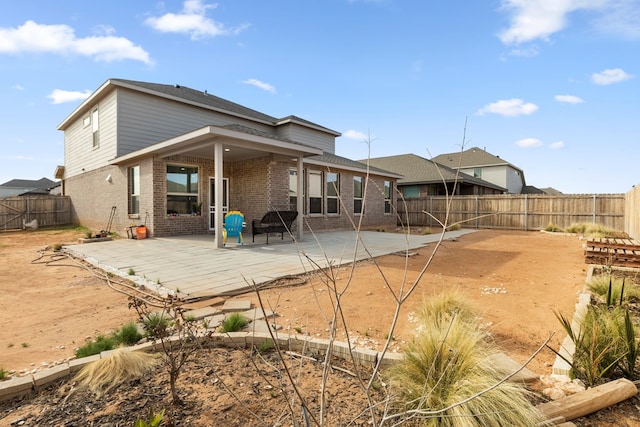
xmin=66 ymin=229 xmax=474 ymax=297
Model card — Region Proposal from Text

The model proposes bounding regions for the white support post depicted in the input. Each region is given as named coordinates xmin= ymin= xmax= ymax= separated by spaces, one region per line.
xmin=214 ymin=142 xmax=224 ymax=248
xmin=296 ymin=155 xmax=304 ymax=240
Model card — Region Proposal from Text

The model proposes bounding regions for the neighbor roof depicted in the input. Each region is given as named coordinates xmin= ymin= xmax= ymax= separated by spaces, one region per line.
xmin=431 ymin=146 xmax=521 ymax=171
xmin=358 ymin=154 xmax=506 ymax=191
xmin=305 ymin=152 xmax=402 ymax=178
xmin=0 ymin=177 xmax=57 ymax=189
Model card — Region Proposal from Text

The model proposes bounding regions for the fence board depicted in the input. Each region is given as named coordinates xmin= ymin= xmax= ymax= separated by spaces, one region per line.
xmin=0 ymin=196 xmax=71 ymax=230
xmin=397 ymin=194 xmax=625 ymax=231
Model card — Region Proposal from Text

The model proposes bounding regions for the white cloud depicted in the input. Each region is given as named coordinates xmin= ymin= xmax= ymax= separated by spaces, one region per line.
xmin=47 ymin=89 xmax=92 ymax=104
xmin=0 ymin=155 xmax=33 ymax=160
xmin=515 ymin=137 xmax=543 ymax=148
xmin=508 ymin=46 xmax=540 ymax=57
xmin=550 ymin=141 xmax=565 ymax=149
xmin=477 ymin=98 xmax=539 ymax=117
xmin=0 ymin=20 xmax=152 ymax=64
xmin=592 ymin=1 xmax=640 ymax=38
xmin=591 ymin=68 xmax=633 ymax=85
xmin=343 ymin=130 xmax=369 ymax=141
xmin=555 ymin=94 xmax=584 ymax=104
xmin=145 ymin=0 xmax=248 ymax=40
xmin=498 ymin=0 xmax=609 ymax=44
xmin=241 ymin=78 xmax=276 ymax=94
xmin=12 ymin=84 xmax=24 ymax=91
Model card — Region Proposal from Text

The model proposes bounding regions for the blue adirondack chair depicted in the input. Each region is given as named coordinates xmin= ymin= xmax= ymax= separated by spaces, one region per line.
xmin=223 ymin=211 xmax=245 ymax=246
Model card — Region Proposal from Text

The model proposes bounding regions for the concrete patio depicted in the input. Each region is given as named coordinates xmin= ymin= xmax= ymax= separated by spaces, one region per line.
xmin=66 ymin=229 xmax=474 ymax=297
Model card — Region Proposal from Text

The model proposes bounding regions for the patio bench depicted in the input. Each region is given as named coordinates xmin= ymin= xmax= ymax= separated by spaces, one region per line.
xmin=252 ymin=211 xmax=298 ymax=244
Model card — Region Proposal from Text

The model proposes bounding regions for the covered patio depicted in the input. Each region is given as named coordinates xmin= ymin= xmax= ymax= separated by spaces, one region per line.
xmin=66 ymin=229 xmax=473 ymax=297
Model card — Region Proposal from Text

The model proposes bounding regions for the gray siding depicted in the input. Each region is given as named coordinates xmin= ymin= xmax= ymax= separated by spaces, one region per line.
xmin=64 ymin=90 xmax=117 ymax=178
xmin=116 ymin=89 xmax=275 ymax=157
xmin=276 ymin=123 xmax=335 ymax=154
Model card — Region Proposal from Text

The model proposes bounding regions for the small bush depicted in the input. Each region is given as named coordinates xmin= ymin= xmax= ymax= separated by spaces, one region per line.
xmin=75 ymin=335 xmax=117 ymax=358
xmin=143 ymin=313 xmax=171 ymax=338
xmin=545 ymin=222 xmax=563 ymax=232
xmin=589 ymin=276 xmax=640 ymax=304
xmin=221 ymin=313 xmax=248 ymax=333
xmin=113 ymin=322 xmax=143 ymax=346
xmin=135 ymin=408 xmax=165 ymax=427
xmin=445 ymin=223 xmax=461 ymax=231
xmin=389 ymin=292 xmax=543 ymax=426
xmin=0 ymin=367 xmax=9 ymax=381
xmin=128 ymin=268 xmax=136 ymax=276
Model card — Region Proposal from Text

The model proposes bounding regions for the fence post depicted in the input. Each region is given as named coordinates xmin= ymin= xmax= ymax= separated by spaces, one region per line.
xmin=429 ymin=196 xmax=433 ymax=228
xmin=26 ymin=197 xmax=30 ymax=223
xmin=524 ymin=194 xmax=528 ymax=231
xmin=592 ymin=194 xmax=597 ymax=224
xmin=475 ymin=196 xmax=479 ymax=229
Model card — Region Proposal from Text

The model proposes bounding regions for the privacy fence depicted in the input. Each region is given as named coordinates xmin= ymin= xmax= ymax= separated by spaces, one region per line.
xmin=625 ymin=186 xmax=640 ymax=240
xmin=397 ymin=194 xmax=626 ymax=232
xmin=0 ymin=196 xmax=71 ymax=230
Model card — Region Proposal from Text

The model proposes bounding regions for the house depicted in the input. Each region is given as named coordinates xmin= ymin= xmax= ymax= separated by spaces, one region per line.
xmin=431 ymin=147 xmax=526 ymax=194
xmin=0 ymin=178 xmax=60 ymax=197
xmin=56 ymin=79 xmax=400 ymax=247
xmin=359 ymin=154 xmax=506 ymax=198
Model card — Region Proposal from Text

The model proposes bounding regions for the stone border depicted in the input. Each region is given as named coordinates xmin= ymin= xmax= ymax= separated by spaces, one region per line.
xmin=0 ymin=333 xmax=402 ymax=402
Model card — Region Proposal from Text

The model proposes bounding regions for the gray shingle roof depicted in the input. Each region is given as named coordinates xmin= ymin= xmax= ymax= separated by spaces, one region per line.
xmin=0 ymin=178 xmax=56 ymax=189
xmin=306 ymin=152 xmax=401 ymax=177
xmin=431 ymin=146 xmax=521 ymax=171
xmin=358 ymin=154 xmax=505 ymax=190
xmin=112 ymin=79 xmax=279 ymax=124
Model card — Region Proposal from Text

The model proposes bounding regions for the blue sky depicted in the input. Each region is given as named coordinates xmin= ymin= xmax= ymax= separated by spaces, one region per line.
xmin=1 ymin=0 xmax=638 ymax=193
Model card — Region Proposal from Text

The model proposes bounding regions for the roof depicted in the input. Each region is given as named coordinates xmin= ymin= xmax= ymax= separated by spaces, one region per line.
xmin=305 ymin=152 xmax=402 ymax=178
xmin=58 ymin=79 xmax=340 ymax=137
xmin=357 ymin=154 xmax=506 ymax=191
xmin=0 ymin=177 xmax=57 ymax=189
xmin=522 ymin=185 xmax=563 ymax=195
xmin=431 ymin=146 xmax=521 ymax=171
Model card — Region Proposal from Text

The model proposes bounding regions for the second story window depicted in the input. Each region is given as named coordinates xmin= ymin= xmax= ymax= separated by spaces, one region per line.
xmin=91 ymin=108 xmax=100 ymax=148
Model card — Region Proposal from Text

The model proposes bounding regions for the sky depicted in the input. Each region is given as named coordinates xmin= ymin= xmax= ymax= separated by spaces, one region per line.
xmin=1 ymin=0 xmax=638 ymax=194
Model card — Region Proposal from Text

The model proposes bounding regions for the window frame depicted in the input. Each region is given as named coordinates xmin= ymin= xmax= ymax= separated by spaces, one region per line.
xmin=91 ymin=108 xmax=99 ymax=149
xmin=384 ymin=180 xmax=392 ymax=214
xmin=353 ymin=176 xmax=364 ymax=214
xmin=326 ymin=172 xmax=340 ymax=215
xmin=308 ymin=170 xmax=323 ymax=215
xmin=128 ymin=165 xmax=140 ymax=215
xmin=166 ymin=164 xmax=199 ymax=215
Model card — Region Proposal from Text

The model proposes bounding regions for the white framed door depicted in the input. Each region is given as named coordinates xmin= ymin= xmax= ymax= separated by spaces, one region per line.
xmin=209 ymin=177 xmax=229 ymax=231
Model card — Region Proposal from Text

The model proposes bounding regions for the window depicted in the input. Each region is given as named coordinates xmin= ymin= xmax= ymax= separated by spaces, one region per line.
xmin=474 ymin=168 xmax=482 ymax=179
xmin=91 ymin=108 xmax=99 ymax=148
xmin=326 ymin=172 xmax=339 ymax=214
xmin=166 ymin=165 xmax=198 ymax=215
xmin=289 ymin=169 xmax=298 ymax=211
xmin=403 ymin=186 xmax=419 ymax=198
xmin=384 ymin=180 xmax=392 ymax=214
xmin=353 ymin=176 xmax=363 ymax=214
xmin=129 ymin=166 xmax=140 ymax=215
xmin=309 ymin=170 xmax=323 ymax=214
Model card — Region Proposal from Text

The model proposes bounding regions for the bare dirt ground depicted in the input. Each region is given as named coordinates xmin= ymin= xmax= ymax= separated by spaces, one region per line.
xmin=1 ymin=227 xmax=639 ymax=426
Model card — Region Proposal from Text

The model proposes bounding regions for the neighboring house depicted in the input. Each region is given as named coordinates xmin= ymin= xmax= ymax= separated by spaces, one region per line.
xmin=359 ymin=154 xmax=506 ymax=198
xmin=56 ymin=79 xmax=399 ymax=246
xmin=0 ymin=178 xmax=60 ymax=197
xmin=431 ymin=147 xmax=526 ymax=194
xmin=522 ymin=185 xmax=563 ymax=195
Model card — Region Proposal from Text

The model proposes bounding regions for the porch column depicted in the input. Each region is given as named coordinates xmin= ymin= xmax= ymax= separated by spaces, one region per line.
xmin=296 ymin=154 xmax=304 ymax=240
xmin=214 ymin=142 xmax=224 ymax=248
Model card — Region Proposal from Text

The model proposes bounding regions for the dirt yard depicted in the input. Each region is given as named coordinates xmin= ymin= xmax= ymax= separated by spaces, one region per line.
xmin=0 ymin=227 xmax=587 ymax=377
xmin=8 ymin=226 xmax=639 ymax=426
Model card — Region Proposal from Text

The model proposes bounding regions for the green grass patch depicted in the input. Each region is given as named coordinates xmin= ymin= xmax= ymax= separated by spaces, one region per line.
xmin=75 ymin=335 xmax=117 ymax=358
xmin=221 ymin=313 xmax=248 ymax=333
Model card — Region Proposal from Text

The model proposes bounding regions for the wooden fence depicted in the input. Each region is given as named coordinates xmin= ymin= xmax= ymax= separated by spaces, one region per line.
xmin=0 ymin=196 xmax=71 ymax=230
xmin=625 ymin=186 xmax=640 ymax=240
xmin=397 ymin=194 xmax=626 ymax=231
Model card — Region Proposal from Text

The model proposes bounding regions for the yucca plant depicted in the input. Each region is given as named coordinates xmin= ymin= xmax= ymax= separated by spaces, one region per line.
xmin=388 ymin=292 xmax=543 ymax=426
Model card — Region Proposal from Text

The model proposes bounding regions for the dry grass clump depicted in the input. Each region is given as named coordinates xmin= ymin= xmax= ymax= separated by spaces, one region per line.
xmin=73 ymin=348 xmax=163 ymax=396
xmin=566 ymin=222 xmax=622 ymax=238
xmin=388 ymin=291 xmax=543 ymax=426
